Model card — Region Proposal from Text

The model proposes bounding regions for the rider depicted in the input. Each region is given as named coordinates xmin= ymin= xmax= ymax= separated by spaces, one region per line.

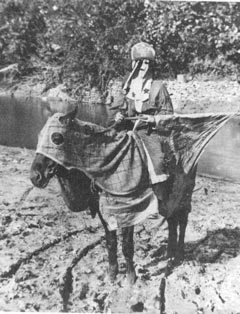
xmin=109 ymin=42 xmax=174 ymax=202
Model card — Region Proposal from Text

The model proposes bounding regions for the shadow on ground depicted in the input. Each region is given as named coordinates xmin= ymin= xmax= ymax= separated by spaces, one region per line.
xmin=185 ymin=227 xmax=240 ymax=263
xmin=142 ymin=227 xmax=240 ymax=277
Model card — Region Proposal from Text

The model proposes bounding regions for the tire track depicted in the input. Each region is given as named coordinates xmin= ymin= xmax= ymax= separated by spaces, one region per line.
xmin=59 ymin=236 xmax=105 ymax=312
xmin=0 ymin=229 xmax=86 ymax=279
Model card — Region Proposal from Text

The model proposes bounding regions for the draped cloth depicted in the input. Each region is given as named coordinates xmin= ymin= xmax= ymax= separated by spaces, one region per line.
xmin=36 ymin=112 xmax=236 ymax=230
xmin=36 ymin=113 xmax=149 ymax=196
xmin=155 ymin=113 xmax=235 ymax=174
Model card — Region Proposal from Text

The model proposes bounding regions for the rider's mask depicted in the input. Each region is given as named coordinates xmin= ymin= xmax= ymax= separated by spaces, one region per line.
xmin=131 ymin=59 xmax=150 ymax=79
xmin=139 ymin=59 xmax=150 ymax=78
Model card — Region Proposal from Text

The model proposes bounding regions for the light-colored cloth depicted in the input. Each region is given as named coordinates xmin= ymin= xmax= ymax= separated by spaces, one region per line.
xmin=131 ymin=42 xmax=155 ymax=61
xmin=99 ymin=188 xmax=159 ymax=231
xmin=127 ymin=76 xmax=152 ymax=112
xmin=123 ymin=59 xmax=153 ymax=112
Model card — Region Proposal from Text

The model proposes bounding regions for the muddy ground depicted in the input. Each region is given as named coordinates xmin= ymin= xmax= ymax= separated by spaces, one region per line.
xmin=1 ymin=78 xmax=240 ymax=313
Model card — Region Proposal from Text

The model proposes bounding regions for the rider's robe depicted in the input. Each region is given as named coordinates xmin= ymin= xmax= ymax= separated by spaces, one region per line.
xmin=108 ymin=79 xmax=174 ymax=183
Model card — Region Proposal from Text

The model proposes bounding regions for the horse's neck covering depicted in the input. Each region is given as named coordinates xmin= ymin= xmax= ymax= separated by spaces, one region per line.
xmin=36 ymin=113 xmax=148 ymax=196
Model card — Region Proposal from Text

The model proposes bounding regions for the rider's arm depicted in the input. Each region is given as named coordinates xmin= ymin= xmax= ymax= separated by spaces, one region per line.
xmin=152 ymin=80 xmax=174 ymax=115
xmin=140 ymin=81 xmax=174 ymax=131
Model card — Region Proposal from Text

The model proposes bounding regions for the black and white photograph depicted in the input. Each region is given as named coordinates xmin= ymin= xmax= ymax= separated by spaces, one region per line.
xmin=1 ymin=0 xmax=240 ymax=313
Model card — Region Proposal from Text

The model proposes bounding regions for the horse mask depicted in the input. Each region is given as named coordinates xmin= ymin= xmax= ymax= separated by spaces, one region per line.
xmin=36 ymin=108 xmax=149 ymax=196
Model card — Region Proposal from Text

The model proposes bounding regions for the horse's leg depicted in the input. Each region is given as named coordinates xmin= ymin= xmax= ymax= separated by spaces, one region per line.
xmin=177 ymin=209 xmax=188 ymax=261
xmin=105 ymin=229 xmax=119 ymax=282
xmin=97 ymin=210 xmax=119 ymax=282
xmin=122 ymin=226 xmax=136 ymax=285
xmin=166 ymin=215 xmax=178 ymax=259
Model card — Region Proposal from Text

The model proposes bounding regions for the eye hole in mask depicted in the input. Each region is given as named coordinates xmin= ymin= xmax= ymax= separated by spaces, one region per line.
xmin=51 ymin=132 xmax=64 ymax=145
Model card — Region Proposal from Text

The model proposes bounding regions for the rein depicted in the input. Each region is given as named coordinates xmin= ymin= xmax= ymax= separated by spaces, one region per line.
xmin=92 ymin=116 xmax=148 ymax=135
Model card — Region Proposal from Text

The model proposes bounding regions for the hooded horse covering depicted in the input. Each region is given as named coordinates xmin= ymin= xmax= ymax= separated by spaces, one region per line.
xmin=36 ymin=113 xmax=149 ymax=196
xmin=36 ymin=111 xmax=236 ymax=230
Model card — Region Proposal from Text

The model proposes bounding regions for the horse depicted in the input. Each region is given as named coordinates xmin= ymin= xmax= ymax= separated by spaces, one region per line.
xmin=30 ymin=107 xmax=197 ymax=284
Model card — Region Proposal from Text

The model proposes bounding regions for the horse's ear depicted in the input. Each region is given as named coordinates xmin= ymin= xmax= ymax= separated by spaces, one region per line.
xmin=59 ymin=106 xmax=78 ymax=125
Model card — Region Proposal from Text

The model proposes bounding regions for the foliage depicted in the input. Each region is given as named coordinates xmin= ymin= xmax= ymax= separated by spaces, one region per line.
xmin=1 ymin=0 xmax=240 ymax=94
xmin=188 ymin=55 xmax=238 ymax=78
xmin=144 ymin=1 xmax=240 ymax=77
xmin=0 ymin=0 xmax=46 ymax=74
xmin=0 ymin=0 xmax=146 ymax=93
xmin=55 ymin=0 xmax=146 ymax=92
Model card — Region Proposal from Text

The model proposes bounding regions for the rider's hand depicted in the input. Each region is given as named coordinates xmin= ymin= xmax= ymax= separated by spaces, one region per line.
xmin=142 ymin=115 xmax=156 ymax=125
xmin=114 ymin=112 xmax=125 ymax=123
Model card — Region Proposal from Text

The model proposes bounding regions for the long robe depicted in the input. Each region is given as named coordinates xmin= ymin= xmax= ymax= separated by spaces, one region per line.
xmin=108 ymin=79 xmax=174 ymax=180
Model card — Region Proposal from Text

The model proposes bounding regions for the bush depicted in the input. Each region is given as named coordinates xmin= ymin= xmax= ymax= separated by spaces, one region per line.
xmin=0 ymin=0 xmax=146 ymax=93
xmin=1 ymin=0 xmax=240 ymax=93
xmin=0 ymin=0 xmax=46 ymax=70
xmin=143 ymin=1 xmax=240 ymax=78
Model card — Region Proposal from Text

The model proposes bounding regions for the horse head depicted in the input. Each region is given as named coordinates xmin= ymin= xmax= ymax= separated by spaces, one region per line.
xmin=30 ymin=107 xmax=98 ymax=213
xmin=30 ymin=106 xmax=79 ymax=188
xmin=30 ymin=152 xmax=58 ymax=188
xmin=30 ymin=104 xmax=152 ymax=213
xmin=30 ymin=152 xmax=96 ymax=213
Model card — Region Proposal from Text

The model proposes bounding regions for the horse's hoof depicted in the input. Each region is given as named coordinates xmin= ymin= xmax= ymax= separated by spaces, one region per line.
xmin=165 ymin=258 xmax=175 ymax=276
xmin=127 ymin=270 xmax=137 ymax=285
xmin=174 ymin=252 xmax=184 ymax=265
xmin=109 ymin=264 xmax=119 ymax=283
